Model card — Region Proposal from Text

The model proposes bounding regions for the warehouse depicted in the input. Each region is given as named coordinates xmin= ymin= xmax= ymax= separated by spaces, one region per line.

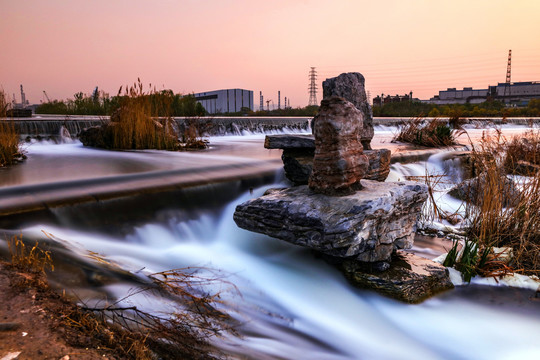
xmin=193 ymin=89 xmax=253 ymax=114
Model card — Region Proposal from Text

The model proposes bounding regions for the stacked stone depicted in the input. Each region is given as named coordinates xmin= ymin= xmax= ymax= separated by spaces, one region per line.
xmin=308 ymin=97 xmax=368 ymax=196
xmin=322 ymin=72 xmax=374 ymax=150
xmin=234 ymin=72 xmax=452 ymax=303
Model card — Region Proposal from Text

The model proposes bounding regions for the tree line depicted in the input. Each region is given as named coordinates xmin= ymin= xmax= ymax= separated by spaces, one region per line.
xmin=372 ymin=99 xmax=540 ymax=118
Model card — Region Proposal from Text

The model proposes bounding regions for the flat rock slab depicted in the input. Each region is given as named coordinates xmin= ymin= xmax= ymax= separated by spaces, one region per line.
xmin=264 ymin=134 xmax=315 ymax=149
xmin=340 ymin=251 xmax=454 ymax=303
xmin=233 ymin=180 xmax=428 ymax=263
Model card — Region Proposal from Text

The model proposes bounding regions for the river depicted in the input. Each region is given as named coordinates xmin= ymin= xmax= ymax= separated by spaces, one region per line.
xmin=0 ymin=125 xmax=539 ymax=359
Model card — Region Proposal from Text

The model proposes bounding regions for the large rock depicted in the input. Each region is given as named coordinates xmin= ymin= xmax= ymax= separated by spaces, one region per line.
xmin=233 ymin=180 xmax=428 ymax=263
xmin=309 ymin=97 xmax=369 ymax=195
xmin=323 ymin=72 xmax=374 ymax=150
xmin=339 ymin=251 xmax=454 ymax=303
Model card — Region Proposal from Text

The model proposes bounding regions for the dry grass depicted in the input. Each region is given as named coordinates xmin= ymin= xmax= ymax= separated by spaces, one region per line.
xmin=110 ymin=79 xmax=179 ymax=150
xmin=6 ymin=232 xmax=233 ymax=359
xmin=393 ymin=117 xmax=464 ymax=148
xmin=463 ymin=130 xmax=540 ymax=275
xmin=7 ymin=234 xmax=53 ymax=275
xmin=0 ymin=90 xmax=23 ymax=166
xmin=181 ymin=117 xmax=211 ymax=149
xmin=503 ymin=130 xmax=540 ymax=175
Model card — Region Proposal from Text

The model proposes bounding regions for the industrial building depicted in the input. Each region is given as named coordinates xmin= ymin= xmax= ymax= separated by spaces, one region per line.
xmin=428 ymin=81 xmax=540 ymax=106
xmin=193 ymin=89 xmax=253 ymax=114
xmin=373 ymin=92 xmax=414 ymax=106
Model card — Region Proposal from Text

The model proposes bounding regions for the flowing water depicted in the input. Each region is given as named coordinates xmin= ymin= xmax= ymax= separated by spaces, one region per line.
xmin=1 ymin=127 xmax=539 ymax=359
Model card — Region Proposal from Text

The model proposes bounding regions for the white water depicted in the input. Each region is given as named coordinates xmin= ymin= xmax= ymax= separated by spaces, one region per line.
xmin=4 ymin=126 xmax=540 ymax=359
xmin=19 ymin=181 xmax=540 ymax=359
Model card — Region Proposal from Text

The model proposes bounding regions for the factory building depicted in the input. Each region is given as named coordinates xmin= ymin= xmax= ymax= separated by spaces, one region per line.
xmin=193 ymin=89 xmax=253 ymax=114
xmin=373 ymin=92 xmax=413 ymax=106
xmin=428 ymin=81 xmax=540 ymax=106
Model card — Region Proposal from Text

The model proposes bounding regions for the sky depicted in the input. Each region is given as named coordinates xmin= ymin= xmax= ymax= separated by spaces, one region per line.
xmin=1 ymin=0 xmax=540 ymax=108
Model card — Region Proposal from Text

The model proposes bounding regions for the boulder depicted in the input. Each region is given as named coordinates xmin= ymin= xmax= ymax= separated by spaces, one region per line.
xmin=233 ymin=180 xmax=428 ymax=263
xmin=322 ymin=72 xmax=374 ymax=150
xmin=309 ymin=97 xmax=369 ymax=196
xmin=339 ymin=251 xmax=454 ymax=303
xmin=79 ymin=125 xmax=114 ymax=149
xmin=448 ymin=172 xmax=521 ymax=207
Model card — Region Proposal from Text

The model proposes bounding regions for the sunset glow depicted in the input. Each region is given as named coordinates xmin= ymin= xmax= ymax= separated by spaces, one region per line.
xmin=1 ymin=0 xmax=539 ymax=107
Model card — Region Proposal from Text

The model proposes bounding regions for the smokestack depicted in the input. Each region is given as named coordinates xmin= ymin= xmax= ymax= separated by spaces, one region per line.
xmin=278 ymin=91 xmax=281 ymax=109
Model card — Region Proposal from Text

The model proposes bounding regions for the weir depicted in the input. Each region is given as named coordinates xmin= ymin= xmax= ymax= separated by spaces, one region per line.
xmin=4 ymin=115 xmax=538 ymax=140
xmin=3 ymin=115 xmax=312 ymax=139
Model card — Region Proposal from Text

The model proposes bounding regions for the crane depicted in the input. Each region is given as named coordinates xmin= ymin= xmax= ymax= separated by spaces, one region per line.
xmin=43 ymin=91 xmax=51 ymax=103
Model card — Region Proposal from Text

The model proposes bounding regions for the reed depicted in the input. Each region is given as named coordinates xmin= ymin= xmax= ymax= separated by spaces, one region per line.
xmin=0 ymin=90 xmax=22 ymax=166
xmin=7 ymin=234 xmax=53 ymax=275
xmin=464 ymin=131 xmax=540 ymax=275
xmin=110 ymin=79 xmax=179 ymax=150
xmin=393 ymin=117 xmax=464 ymax=148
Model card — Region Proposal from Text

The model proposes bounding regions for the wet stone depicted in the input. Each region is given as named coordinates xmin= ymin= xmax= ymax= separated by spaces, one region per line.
xmin=339 ymin=251 xmax=454 ymax=303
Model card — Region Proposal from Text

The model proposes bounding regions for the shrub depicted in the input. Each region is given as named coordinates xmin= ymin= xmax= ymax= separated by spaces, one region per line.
xmin=393 ymin=117 xmax=463 ymax=147
xmin=0 ymin=90 xmax=24 ymax=167
xmin=109 ymin=80 xmax=180 ymax=150
xmin=503 ymin=130 xmax=540 ymax=175
xmin=463 ymin=131 xmax=540 ymax=275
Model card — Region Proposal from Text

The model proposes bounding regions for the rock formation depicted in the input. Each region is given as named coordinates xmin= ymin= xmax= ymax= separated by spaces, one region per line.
xmin=308 ymin=97 xmax=369 ymax=196
xmin=233 ymin=73 xmax=451 ymax=302
xmin=265 ymin=134 xmax=390 ymax=185
xmin=234 ymin=181 xmax=428 ymax=264
xmin=322 ymin=72 xmax=374 ymax=150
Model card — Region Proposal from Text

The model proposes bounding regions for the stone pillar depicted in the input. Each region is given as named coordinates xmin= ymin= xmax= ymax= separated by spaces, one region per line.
xmin=322 ymin=72 xmax=374 ymax=150
xmin=308 ymin=97 xmax=368 ymax=195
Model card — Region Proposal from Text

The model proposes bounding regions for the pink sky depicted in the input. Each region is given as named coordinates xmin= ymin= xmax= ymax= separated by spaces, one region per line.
xmin=1 ymin=0 xmax=539 ymax=108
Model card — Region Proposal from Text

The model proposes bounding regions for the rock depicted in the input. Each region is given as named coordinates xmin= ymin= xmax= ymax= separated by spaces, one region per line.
xmin=265 ymin=135 xmax=391 ymax=184
xmin=264 ymin=134 xmax=315 ymax=149
xmin=309 ymin=97 xmax=369 ymax=195
xmin=233 ymin=180 xmax=428 ymax=263
xmin=448 ymin=172 xmax=521 ymax=207
xmin=514 ymin=160 xmax=540 ymax=176
xmin=79 ymin=125 xmax=115 ymax=149
xmin=363 ymin=149 xmax=391 ymax=182
xmin=322 ymin=72 xmax=374 ymax=149
xmin=282 ymin=148 xmax=315 ymax=186
xmin=0 ymin=322 xmax=21 ymax=331
xmin=1 ymin=352 xmax=22 ymax=360
xmin=339 ymin=251 xmax=454 ymax=303
xmin=282 ymin=148 xmax=390 ymax=185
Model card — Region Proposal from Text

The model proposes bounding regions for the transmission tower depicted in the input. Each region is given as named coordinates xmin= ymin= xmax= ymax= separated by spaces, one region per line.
xmin=308 ymin=67 xmax=318 ymax=106
xmin=503 ymin=49 xmax=512 ymax=99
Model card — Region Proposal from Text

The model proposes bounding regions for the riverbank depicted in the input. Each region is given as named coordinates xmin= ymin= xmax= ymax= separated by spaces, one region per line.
xmin=0 ymin=261 xmax=118 ymax=359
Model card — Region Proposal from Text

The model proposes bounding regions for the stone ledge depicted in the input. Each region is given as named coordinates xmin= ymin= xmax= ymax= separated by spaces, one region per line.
xmin=264 ymin=134 xmax=315 ymax=149
xmin=339 ymin=251 xmax=454 ymax=303
xmin=233 ymin=180 xmax=428 ymax=263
